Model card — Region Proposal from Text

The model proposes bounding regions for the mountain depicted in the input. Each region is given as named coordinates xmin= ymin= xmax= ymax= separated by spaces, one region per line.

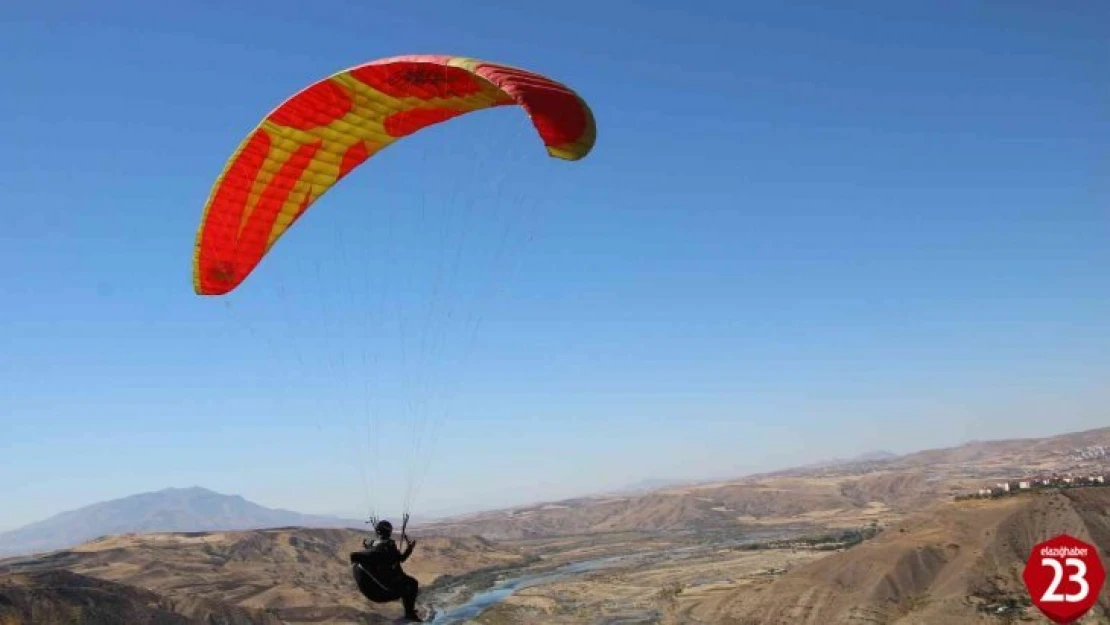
xmin=765 ymin=426 xmax=1110 ymax=479
xmin=853 ymin=450 xmax=899 ymax=462
xmin=785 ymin=450 xmax=905 ymax=475
xmin=720 ymin=487 xmax=1110 ymax=624
xmin=791 ymin=450 xmax=900 ymax=472
xmin=0 ymin=487 xmax=361 ymax=558
xmin=612 ymin=477 xmax=696 ymax=494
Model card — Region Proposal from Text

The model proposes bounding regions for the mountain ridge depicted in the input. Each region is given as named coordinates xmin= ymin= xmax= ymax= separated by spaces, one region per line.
xmin=422 ymin=425 xmax=1110 ymax=539
xmin=0 ymin=486 xmax=362 ymax=558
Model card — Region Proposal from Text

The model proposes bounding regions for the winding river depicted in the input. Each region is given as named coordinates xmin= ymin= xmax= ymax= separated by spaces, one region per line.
xmin=429 ymin=553 xmax=638 ymax=624
xmin=427 ymin=529 xmax=797 ymax=623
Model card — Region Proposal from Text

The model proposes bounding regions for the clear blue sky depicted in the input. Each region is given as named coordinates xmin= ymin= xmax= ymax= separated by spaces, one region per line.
xmin=1 ymin=1 xmax=1107 ymax=530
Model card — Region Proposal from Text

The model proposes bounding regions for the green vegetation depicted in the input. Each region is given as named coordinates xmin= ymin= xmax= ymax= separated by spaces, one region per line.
xmin=735 ymin=524 xmax=883 ymax=552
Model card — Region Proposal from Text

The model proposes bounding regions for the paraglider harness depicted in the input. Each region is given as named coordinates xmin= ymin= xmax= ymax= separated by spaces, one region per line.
xmin=351 ymin=513 xmax=411 ymax=601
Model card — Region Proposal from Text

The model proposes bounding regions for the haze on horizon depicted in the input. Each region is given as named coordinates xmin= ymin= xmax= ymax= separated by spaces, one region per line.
xmin=1 ymin=1 xmax=1107 ymax=533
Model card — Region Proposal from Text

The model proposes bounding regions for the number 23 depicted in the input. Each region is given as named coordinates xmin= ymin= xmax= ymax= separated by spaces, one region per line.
xmin=1041 ymin=557 xmax=1090 ymax=603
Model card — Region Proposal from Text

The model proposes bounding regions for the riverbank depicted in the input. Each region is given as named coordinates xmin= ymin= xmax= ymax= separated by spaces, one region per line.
xmin=471 ymin=545 xmax=828 ymax=624
xmin=424 ymin=526 xmax=823 ymax=624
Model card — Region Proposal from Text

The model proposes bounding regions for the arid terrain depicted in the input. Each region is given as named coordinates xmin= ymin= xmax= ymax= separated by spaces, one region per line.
xmin=1 ymin=529 xmax=527 ymax=624
xmin=0 ymin=568 xmax=281 ymax=625
xmin=1 ymin=426 xmax=1107 ymax=624
xmin=474 ymin=488 xmax=1110 ymax=625
xmin=424 ymin=426 xmax=1110 ymax=539
xmin=713 ymin=487 xmax=1110 ymax=625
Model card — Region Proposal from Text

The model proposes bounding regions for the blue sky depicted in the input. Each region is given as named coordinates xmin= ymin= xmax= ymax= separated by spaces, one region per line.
xmin=1 ymin=1 xmax=1107 ymax=530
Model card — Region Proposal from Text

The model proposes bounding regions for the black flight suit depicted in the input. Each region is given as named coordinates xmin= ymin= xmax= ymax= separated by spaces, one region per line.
xmin=350 ymin=538 xmax=419 ymax=617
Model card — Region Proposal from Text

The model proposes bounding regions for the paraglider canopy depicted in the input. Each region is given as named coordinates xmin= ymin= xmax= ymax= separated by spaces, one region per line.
xmin=190 ymin=52 xmax=597 ymax=527
xmin=193 ymin=54 xmax=596 ymax=296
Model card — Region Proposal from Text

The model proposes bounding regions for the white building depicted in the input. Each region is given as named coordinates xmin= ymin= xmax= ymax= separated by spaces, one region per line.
xmin=1018 ymin=481 xmax=1031 ymax=490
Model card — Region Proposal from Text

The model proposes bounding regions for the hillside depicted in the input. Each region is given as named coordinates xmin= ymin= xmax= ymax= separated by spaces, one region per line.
xmin=427 ymin=478 xmax=895 ymax=539
xmin=766 ymin=426 xmax=1110 ymax=479
xmin=424 ymin=427 xmax=1110 ymax=539
xmin=0 ymin=528 xmax=527 ymax=623
xmin=0 ymin=569 xmax=280 ymax=625
xmin=710 ymin=488 xmax=1110 ymax=624
xmin=0 ymin=487 xmax=360 ymax=557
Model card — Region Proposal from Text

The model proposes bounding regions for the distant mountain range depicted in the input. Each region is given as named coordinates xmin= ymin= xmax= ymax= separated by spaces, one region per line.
xmin=611 ymin=477 xmax=694 ymax=494
xmin=0 ymin=486 xmax=362 ymax=557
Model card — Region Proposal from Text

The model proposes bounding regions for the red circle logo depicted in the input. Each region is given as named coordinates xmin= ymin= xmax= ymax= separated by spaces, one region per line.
xmin=1022 ymin=534 xmax=1105 ymax=624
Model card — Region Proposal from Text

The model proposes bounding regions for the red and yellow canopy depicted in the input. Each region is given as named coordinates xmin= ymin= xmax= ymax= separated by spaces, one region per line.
xmin=193 ymin=54 xmax=596 ymax=296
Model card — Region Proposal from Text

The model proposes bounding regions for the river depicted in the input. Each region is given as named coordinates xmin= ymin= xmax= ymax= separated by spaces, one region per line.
xmin=429 ymin=553 xmax=640 ymax=624
xmin=428 ymin=529 xmax=797 ymax=623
